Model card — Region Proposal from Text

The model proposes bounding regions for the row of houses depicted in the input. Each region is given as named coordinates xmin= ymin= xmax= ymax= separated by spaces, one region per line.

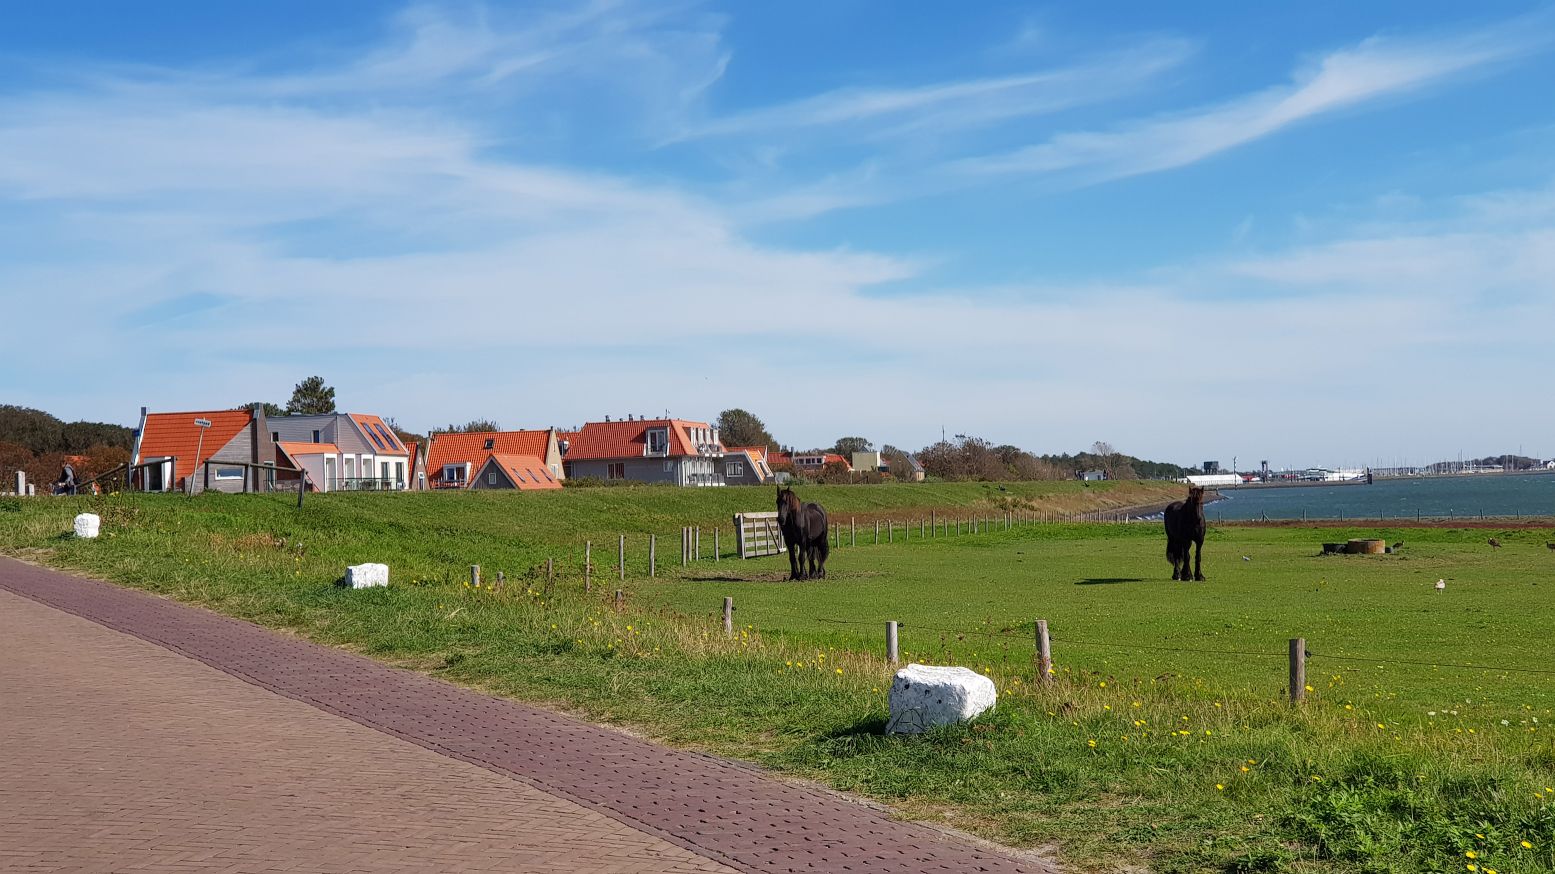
xmin=128 ymin=406 xmax=927 ymax=494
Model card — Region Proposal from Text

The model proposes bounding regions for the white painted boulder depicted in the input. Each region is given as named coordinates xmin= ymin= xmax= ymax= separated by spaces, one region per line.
xmin=72 ymin=513 xmax=101 ymax=539
xmin=886 ymin=663 xmax=997 ymax=734
xmin=346 ymin=563 xmax=389 ymax=589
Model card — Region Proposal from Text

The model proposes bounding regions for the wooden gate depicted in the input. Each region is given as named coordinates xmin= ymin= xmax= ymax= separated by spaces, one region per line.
xmin=734 ymin=511 xmax=785 ymax=559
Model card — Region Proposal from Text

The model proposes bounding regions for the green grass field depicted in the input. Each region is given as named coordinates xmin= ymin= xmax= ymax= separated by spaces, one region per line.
xmin=2 ymin=486 xmax=1553 ymax=873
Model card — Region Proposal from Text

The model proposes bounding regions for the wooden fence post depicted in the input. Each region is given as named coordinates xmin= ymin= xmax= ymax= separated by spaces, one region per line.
xmin=1036 ymin=619 xmax=1052 ymax=682
xmin=851 ymin=517 xmax=856 ymax=547
xmin=874 ymin=520 xmax=879 ymax=543
xmin=888 ymin=521 xmax=894 ymax=544
xmin=723 ymin=596 xmax=734 ymax=636
xmin=14 ymin=471 xmax=24 ymax=496
xmin=695 ymin=527 xmax=701 ymax=562
xmin=714 ymin=528 xmax=720 ymax=562
xmin=1289 ymin=638 xmax=1306 ymax=703
xmin=497 ymin=570 xmax=505 ymax=590
xmin=618 ymin=535 xmax=625 ymax=581
xmin=585 ymin=541 xmax=592 ymax=592
xmin=650 ymin=534 xmax=656 ymax=577
xmin=545 ymin=559 xmax=553 ymax=590
xmin=470 ymin=564 xmax=480 ymax=588
xmin=614 ymin=589 xmax=624 ymax=612
xmin=887 ymin=620 xmax=899 ymax=665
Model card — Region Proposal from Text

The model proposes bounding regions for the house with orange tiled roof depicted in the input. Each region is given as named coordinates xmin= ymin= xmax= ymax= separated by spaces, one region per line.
xmin=425 ymin=429 xmax=564 ymax=489
xmin=470 ymin=453 xmax=563 ymax=491
xmin=267 ymin=412 xmax=409 ymax=490
xmin=561 ymin=417 xmax=725 ymax=486
xmin=721 ymin=446 xmax=774 ymax=485
xmin=131 ymin=404 xmax=277 ymax=493
xmin=792 ymin=451 xmax=852 ymax=474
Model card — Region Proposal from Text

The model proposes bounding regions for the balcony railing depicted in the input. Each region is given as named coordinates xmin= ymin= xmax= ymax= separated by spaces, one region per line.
xmin=328 ymin=477 xmax=402 ymax=491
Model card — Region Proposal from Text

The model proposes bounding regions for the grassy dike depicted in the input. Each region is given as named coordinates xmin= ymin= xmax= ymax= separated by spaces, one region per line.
xmin=2 ymin=484 xmax=1552 ymax=873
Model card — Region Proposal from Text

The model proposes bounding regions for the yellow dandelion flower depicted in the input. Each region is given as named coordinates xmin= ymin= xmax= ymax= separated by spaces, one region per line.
xmin=1522 ymin=841 xmax=1534 ymax=849
xmin=1466 ymin=851 xmax=1477 ymax=859
xmin=1304 ymin=685 xmax=1315 ymax=692
xmin=1087 ymin=739 xmax=1097 ymax=748
xmin=834 ymin=668 xmax=843 ymax=675
xmin=1240 ymin=766 xmax=1250 ymax=773
xmin=1099 ymin=681 xmax=1106 ymax=688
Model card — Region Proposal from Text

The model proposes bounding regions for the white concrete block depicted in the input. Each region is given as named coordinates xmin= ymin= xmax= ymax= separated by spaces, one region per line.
xmin=886 ymin=663 xmax=997 ymax=734
xmin=346 ymin=563 xmax=389 ymax=589
xmin=72 ymin=513 xmax=101 ymax=539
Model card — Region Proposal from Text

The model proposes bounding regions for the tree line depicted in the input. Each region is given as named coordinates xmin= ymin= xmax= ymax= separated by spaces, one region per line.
xmin=714 ymin=408 xmax=1189 ymax=483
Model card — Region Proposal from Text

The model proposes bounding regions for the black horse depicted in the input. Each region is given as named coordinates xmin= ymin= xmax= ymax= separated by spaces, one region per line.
xmin=777 ymin=486 xmax=829 ymax=580
xmin=1164 ymin=485 xmax=1207 ymax=581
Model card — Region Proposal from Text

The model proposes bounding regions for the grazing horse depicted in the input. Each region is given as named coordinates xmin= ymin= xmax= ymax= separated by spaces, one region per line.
xmin=777 ymin=486 xmax=829 ymax=580
xmin=1164 ymin=486 xmax=1208 ymax=581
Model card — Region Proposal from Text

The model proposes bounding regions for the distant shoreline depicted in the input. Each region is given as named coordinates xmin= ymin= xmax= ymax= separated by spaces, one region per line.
xmin=1206 ymin=469 xmax=1555 ymax=491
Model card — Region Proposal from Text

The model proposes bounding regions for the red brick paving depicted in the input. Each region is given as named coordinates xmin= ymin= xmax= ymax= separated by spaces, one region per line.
xmin=0 ymin=557 xmax=1055 ymax=874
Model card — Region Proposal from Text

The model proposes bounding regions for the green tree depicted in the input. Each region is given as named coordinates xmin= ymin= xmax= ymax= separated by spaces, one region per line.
xmin=240 ymin=401 xmax=286 ymax=418
xmin=0 ymin=405 xmax=63 ymax=454
xmin=432 ymin=420 xmax=501 ymax=434
xmin=716 ymin=408 xmax=774 ymax=449
xmin=285 ymin=376 xmax=337 ymax=415
xmin=832 ymin=436 xmax=873 ymax=456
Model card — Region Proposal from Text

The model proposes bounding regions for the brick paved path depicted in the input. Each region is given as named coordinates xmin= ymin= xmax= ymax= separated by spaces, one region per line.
xmin=0 ymin=557 xmax=1054 ymax=873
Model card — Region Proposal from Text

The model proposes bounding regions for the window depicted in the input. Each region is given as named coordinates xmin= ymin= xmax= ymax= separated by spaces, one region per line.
xmin=487 ymin=471 xmax=497 ymax=485
xmin=395 ymin=461 xmax=404 ymax=487
xmin=483 ymin=438 xmax=495 ymax=450
xmin=607 ymin=462 xmax=625 ymax=480
xmin=381 ymin=461 xmax=390 ymax=481
xmin=664 ymin=460 xmax=674 ymax=472
xmin=271 ymin=432 xmax=279 ymax=443
xmin=646 ymin=428 xmax=668 ymax=455
xmin=726 ymin=461 xmax=744 ymax=478
xmin=443 ymin=464 xmax=466 ymax=483
xmin=373 ymin=424 xmax=399 ymax=450
xmin=312 ymin=430 xmax=321 ymax=443
xmin=215 ymin=466 xmax=244 ymax=480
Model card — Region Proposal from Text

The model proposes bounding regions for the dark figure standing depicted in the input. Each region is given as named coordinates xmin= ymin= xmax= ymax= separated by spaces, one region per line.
xmin=53 ymin=464 xmax=77 ymax=496
xmin=1164 ymin=485 xmax=1207 ymax=581
xmin=776 ymin=486 xmax=829 ymax=580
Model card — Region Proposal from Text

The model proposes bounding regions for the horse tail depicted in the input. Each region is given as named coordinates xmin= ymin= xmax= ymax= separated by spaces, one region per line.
xmin=1166 ymin=539 xmax=1182 ymax=564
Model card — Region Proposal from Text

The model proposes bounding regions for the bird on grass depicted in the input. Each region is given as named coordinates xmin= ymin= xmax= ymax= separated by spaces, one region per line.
xmin=1546 ymin=541 xmax=1555 ymax=550
xmin=1435 ymin=579 xmax=1446 ymax=592
xmin=1488 ymin=537 xmax=1502 ymax=549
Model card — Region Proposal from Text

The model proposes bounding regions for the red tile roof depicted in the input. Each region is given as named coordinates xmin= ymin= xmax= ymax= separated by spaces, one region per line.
xmin=137 ymin=409 xmax=253 ymax=484
xmin=276 ymin=441 xmax=340 ymax=457
xmin=725 ymin=445 xmax=769 ymax=463
xmin=349 ymin=413 xmax=407 ymax=455
xmin=564 ymin=419 xmax=716 ymax=461
xmin=478 ymin=453 xmax=563 ymax=490
xmin=427 ymin=430 xmax=553 ymax=476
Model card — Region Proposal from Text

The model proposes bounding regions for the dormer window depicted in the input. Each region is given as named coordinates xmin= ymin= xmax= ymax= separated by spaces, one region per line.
xmin=646 ymin=428 xmax=669 ymax=455
xmin=312 ymin=430 xmax=321 ymax=443
xmin=483 ymin=438 xmax=494 ymax=450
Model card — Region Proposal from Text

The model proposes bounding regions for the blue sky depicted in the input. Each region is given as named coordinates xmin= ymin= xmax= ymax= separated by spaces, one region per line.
xmin=3 ymin=2 xmax=1554 ymax=468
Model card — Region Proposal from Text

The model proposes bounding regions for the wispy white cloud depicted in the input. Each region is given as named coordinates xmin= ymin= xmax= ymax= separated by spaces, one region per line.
xmin=956 ymin=14 xmax=1555 ymax=183
xmin=676 ymin=39 xmax=1192 ymax=143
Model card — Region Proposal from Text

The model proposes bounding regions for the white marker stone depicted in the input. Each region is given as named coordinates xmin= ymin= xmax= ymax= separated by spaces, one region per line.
xmin=886 ymin=663 xmax=997 ymax=734
xmin=72 ymin=513 xmax=101 ymax=539
xmin=346 ymin=563 xmax=389 ymax=589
